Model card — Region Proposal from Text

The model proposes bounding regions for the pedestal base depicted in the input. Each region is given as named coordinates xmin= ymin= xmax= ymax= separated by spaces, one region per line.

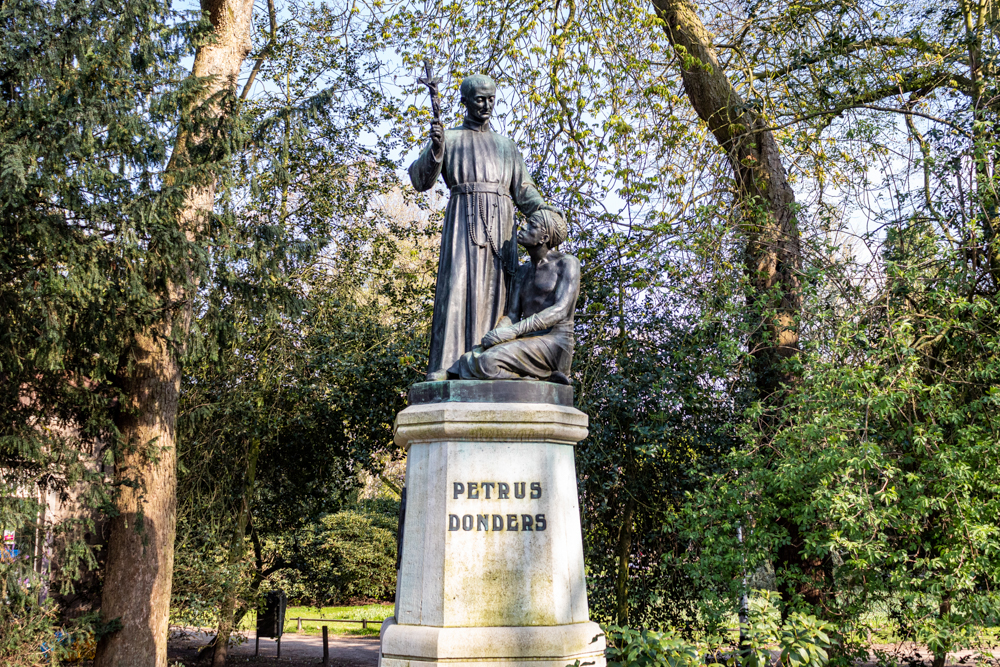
xmin=379 ymin=618 xmax=605 ymax=667
xmin=380 ymin=382 xmax=605 ymax=667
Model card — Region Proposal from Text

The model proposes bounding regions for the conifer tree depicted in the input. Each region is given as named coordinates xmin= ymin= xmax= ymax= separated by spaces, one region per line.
xmin=0 ymin=0 xmax=251 ymax=663
xmin=96 ymin=0 xmax=254 ymax=664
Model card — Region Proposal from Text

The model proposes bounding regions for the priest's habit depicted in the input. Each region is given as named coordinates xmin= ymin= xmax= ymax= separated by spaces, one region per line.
xmin=409 ymin=117 xmax=560 ymax=378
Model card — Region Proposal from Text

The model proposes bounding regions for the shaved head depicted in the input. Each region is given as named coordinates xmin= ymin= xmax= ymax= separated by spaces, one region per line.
xmin=460 ymin=74 xmax=497 ymax=101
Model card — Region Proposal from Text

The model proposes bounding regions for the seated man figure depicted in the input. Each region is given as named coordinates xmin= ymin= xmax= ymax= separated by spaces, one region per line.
xmin=451 ymin=209 xmax=579 ymax=383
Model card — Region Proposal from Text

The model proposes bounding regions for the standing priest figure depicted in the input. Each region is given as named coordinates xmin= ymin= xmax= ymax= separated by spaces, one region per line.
xmin=409 ymin=73 xmax=563 ymax=381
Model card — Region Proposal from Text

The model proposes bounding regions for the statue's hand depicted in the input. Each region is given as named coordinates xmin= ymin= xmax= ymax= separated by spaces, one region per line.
xmin=482 ymin=326 xmax=518 ymax=349
xmin=429 ymin=121 xmax=444 ymax=154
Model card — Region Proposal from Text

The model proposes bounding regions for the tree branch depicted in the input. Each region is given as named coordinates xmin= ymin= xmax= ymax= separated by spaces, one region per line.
xmin=752 ymin=36 xmax=957 ymax=80
xmin=767 ymin=104 xmax=972 ymax=138
xmin=239 ymin=0 xmax=278 ymax=101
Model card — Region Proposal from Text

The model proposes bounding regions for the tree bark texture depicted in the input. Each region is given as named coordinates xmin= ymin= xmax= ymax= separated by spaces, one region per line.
xmin=650 ymin=0 xmax=802 ymax=399
xmin=95 ymin=2 xmax=255 ymax=665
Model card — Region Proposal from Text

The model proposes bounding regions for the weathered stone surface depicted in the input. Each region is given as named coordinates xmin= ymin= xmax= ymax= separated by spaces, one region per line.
xmin=394 ymin=402 xmax=588 ymax=447
xmin=380 ymin=399 xmax=605 ymax=667
xmin=395 ymin=440 xmax=586 ymax=626
xmin=379 ymin=619 xmax=605 ymax=667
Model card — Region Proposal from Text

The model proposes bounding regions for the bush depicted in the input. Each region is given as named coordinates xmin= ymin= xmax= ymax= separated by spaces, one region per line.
xmin=0 ymin=564 xmax=58 ymax=667
xmin=603 ymin=593 xmax=833 ymax=667
xmin=605 ymin=625 xmax=702 ymax=667
xmin=279 ymin=498 xmax=399 ymax=605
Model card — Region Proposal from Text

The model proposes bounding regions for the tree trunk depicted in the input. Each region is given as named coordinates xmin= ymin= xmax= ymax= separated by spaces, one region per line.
xmin=614 ymin=496 xmax=635 ymax=626
xmin=650 ymin=0 xmax=802 ymax=397
xmin=210 ymin=505 xmax=248 ymax=667
xmin=932 ymin=595 xmax=952 ymax=667
xmin=94 ymin=2 xmax=255 ymax=665
xmin=95 ymin=329 xmax=183 ymax=667
xmin=212 ymin=441 xmax=259 ymax=667
xmin=649 ymin=0 xmax=812 ymax=611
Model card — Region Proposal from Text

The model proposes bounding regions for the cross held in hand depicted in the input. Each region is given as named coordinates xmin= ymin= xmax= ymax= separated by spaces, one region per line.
xmin=418 ymin=59 xmax=442 ymax=121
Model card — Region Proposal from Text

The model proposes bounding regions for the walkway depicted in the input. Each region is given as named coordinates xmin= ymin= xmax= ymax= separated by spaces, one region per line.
xmin=169 ymin=627 xmax=381 ymax=665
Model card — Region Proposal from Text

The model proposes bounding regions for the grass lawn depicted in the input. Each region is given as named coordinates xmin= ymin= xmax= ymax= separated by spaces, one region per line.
xmin=241 ymin=603 xmax=395 ymax=637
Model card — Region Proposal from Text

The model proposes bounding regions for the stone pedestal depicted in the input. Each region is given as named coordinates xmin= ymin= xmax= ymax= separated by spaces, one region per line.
xmin=379 ymin=381 xmax=605 ymax=667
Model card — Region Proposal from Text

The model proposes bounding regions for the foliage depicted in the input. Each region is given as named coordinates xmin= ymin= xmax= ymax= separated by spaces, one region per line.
xmin=674 ymin=50 xmax=1000 ymax=659
xmin=276 ymin=498 xmax=400 ymax=605
xmin=170 ymin=0 xmax=434 ymax=638
xmin=574 ymin=226 xmax=745 ymax=630
xmin=739 ymin=594 xmax=833 ymax=667
xmin=604 ymin=625 xmax=702 ymax=667
xmin=0 ymin=566 xmax=58 ymax=666
xmin=604 ymin=594 xmax=833 ymax=667
xmin=172 ymin=269 xmax=425 ymax=627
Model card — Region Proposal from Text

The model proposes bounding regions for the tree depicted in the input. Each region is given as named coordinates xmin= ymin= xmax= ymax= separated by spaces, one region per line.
xmin=167 ymin=1 xmax=431 ymax=659
xmin=650 ymin=0 xmax=803 ymax=396
xmin=285 ymin=497 xmax=400 ymax=605
xmin=174 ymin=259 xmax=427 ymax=663
xmin=0 ymin=0 xmax=232 ymax=662
xmin=642 ymin=0 xmax=832 ymax=619
xmin=94 ymin=0 xmax=256 ymax=664
xmin=574 ymin=228 xmax=742 ymax=629
xmin=661 ymin=0 xmax=1000 ymax=658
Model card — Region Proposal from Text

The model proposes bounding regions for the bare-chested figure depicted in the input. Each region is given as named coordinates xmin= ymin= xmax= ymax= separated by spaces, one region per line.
xmin=451 ymin=209 xmax=579 ymax=383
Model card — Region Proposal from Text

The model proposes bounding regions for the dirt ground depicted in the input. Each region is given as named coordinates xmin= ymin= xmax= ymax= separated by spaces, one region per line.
xmin=863 ymin=644 xmax=999 ymax=667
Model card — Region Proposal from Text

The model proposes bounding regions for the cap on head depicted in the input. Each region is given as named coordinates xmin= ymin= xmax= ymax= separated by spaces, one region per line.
xmin=460 ymin=74 xmax=497 ymax=101
xmin=528 ymin=209 xmax=568 ymax=248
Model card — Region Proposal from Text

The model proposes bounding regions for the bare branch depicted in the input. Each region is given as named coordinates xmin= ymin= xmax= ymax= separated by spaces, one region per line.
xmin=239 ymin=0 xmax=279 ymax=101
xmin=753 ymin=37 xmax=958 ymax=81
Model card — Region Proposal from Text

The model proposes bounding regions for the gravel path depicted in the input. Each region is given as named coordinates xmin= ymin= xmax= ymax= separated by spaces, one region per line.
xmin=168 ymin=627 xmax=381 ymax=666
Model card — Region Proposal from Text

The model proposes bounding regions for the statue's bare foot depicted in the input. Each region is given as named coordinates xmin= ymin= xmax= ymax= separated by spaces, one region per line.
xmin=425 ymin=370 xmax=449 ymax=382
xmin=549 ymin=371 xmax=572 ymax=385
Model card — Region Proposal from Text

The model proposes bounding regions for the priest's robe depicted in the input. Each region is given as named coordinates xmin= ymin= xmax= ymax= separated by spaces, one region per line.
xmin=408 ymin=118 xmax=559 ymax=378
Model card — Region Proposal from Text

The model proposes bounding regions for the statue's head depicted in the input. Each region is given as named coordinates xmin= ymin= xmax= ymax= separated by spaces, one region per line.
xmin=460 ymin=74 xmax=497 ymax=124
xmin=520 ymin=209 xmax=567 ymax=250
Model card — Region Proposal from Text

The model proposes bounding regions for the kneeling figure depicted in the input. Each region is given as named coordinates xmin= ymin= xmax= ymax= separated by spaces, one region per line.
xmin=452 ymin=209 xmax=579 ymax=383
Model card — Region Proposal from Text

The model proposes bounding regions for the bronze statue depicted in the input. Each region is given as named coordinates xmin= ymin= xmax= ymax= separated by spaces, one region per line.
xmin=409 ymin=73 xmax=563 ymax=381
xmin=453 ymin=209 xmax=579 ymax=384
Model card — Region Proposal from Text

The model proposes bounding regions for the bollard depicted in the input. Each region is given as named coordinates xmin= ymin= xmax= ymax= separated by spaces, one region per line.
xmin=323 ymin=626 xmax=330 ymax=667
xmin=297 ymin=617 xmax=302 ymax=632
xmin=363 ymin=618 xmax=368 ymax=630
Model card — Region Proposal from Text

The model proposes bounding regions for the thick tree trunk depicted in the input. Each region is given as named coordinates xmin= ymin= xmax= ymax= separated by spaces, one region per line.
xmin=94 ymin=2 xmax=255 ymax=665
xmin=650 ymin=0 xmax=802 ymax=398
xmin=649 ymin=0 xmax=814 ymax=612
xmin=96 ymin=330 xmax=182 ymax=667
